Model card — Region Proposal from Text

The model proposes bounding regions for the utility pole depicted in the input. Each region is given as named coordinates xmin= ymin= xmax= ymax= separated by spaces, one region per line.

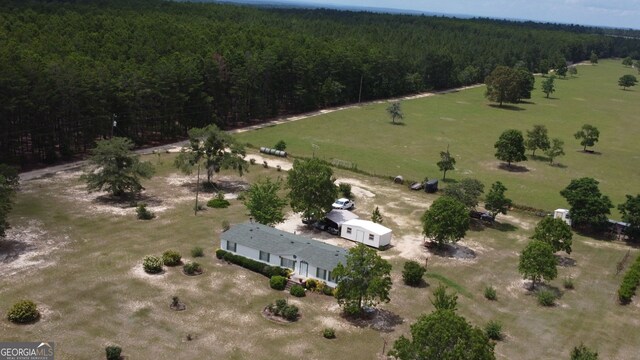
xmin=358 ymin=74 xmax=363 ymax=103
xmin=194 ymin=163 xmax=201 ymax=216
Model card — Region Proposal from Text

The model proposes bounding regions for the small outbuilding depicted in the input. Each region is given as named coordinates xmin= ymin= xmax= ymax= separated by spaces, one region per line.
xmin=425 ymin=179 xmax=438 ymax=193
xmin=340 ymin=219 xmax=392 ymax=249
xmin=554 ymin=209 xmax=571 ymax=226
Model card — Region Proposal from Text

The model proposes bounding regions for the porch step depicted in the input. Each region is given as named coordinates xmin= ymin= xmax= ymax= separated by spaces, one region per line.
xmin=285 ymin=278 xmax=304 ymax=290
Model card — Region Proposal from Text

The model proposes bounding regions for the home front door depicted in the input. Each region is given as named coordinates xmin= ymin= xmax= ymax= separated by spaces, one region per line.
xmin=300 ymin=261 xmax=308 ymax=277
xmin=356 ymin=230 xmax=365 ymax=243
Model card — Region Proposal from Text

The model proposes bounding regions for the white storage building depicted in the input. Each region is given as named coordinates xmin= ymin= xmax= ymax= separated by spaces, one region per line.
xmin=340 ymin=219 xmax=392 ymax=249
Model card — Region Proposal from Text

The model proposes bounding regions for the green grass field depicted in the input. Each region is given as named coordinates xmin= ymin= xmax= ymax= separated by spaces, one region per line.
xmin=237 ymin=60 xmax=640 ymax=216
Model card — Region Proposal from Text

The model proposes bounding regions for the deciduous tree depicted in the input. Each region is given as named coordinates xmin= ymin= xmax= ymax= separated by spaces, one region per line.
xmin=525 ymin=124 xmax=550 ymax=156
xmin=389 ymin=309 xmax=495 ymax=360
xmin=81 ymin=137 xmax=155 ymax=197
xmin=333 ymin=244 xmax=392 ymax=317
xmin=443 ymin=178 xmax=484 ymax=210
xmin=485 ymin=66 xmax=520 ymax=106
xmin=532 ymin=217 xmax=573 ymax=254
xmin=541 ymin=75 xmax=556 ymax=98
xmin=568 ymin=66 xmax=578 ymax=77
xmin=244 ymin=178 xmax=288 ymax=226
xmin=518 ymin=240 xmax=557 ymax=290
xmin=574 ymin=124 xmax=600 ymax=152
xmin=484 ymin=181 xmax=512 ymax=220
xmin=494 ymin=129 xmax=527 ymax=167
xmin=387 ymin=101 xmax=404 ymax=124
xmin=287 ymin=158 xmax=337 ymax=222
xmin=422 ymin=197 xmax=469 ymax=246
xmin=174 ymin=125 xmax=247 ymax=185
xmin=544 ymin=138 xmax=565 ymax=165
xmin=618 ymin=74 xmax=638 ymax=90
xmin=560 ymin=177 xmax=613 ymax=230
xmin=437 ymin=146 xmax=456 ymax=180
xmin=618 ymin=194 xmax=640 ymax=241
xmin=589 ymin=52 xmax=598 ymax=64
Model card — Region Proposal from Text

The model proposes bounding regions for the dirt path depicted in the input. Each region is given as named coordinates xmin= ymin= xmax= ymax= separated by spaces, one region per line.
xmin=18 ymin=85 xmax=483 ymax=182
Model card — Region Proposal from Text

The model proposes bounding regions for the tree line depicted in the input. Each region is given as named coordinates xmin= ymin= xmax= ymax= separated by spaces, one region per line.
xmin=2 ymin=0 xmax=640 ymax=167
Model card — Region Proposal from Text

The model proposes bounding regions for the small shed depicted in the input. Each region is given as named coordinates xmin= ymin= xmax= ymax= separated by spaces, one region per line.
xmin=340 ymin=219 xmax=392 ymax=249
xmin=554 ymin=209 xmax=571 ymax=226
xmin=325 ymin=209 xmax=359 ymax=229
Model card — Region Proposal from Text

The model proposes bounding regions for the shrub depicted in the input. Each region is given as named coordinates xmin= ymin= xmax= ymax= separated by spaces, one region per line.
xmin=281 ymin=305 xmax=299 ymax=321
xmin=338 ymin=183 xmax=353 ymax=199
xmin=484 ymin=286 xmax=497 ymax=300
xmin=290 ymin=284 xmax=305 ymax=297
xmin=537 ymin=289 xmax=556 ymax=306
xmin=191 ymin=246 xmax=204 ymax=258
xmin=323 ymin=328 xmax=336 ymax=339
xmin=249 ymin=158 xmax=256 ymax=165
xmin=563 ymin=277 xmax=575 ymax=290
xmin=322 ymin=285 xmax=335 ymax=296
xmin=7 ymin=300 xmax=39 ymax=324
xmin=207 ymin=197 xmax=230 ymax=209
xmin=618 ymin=255 xmax=640 ymax=304
xmin=215 ymin=249 xmax=226 ymax=259
xmin=183 ymin=262 xmax=202 ymax=275
xmin=276 ymin=165 xmax=282 ymax=171
xmin=136 ymin=204 xmax=155 ymax=220
xmin=402 ymin=261 xmax=426 ymax=286
xmin=143 ymin=256 xmax=163 ymax=274
xmin=274 ymin=140 xmax=287 ymax=151
xmin=236 ymin=192 xmax=246 ymax=201
xmin=216 ymin=249 xmax=287 ymax=279
xmin=270 ymin=275 xmax=287 ymax=290
xmin=305 ymin=279 xmax=318 ymax=290
xmin=162 ymin=250 xmax=182 ymax=266
xmin=263 ymin=160 xmax=268 ymax=168
xmin=485 ymin=320 xmax=503 ymax=341
xmin=105 ymin=345 xmax=122 ymax=360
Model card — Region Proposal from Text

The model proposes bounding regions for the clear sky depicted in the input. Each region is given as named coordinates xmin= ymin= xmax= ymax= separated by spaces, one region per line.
xmin=271 ymin=0 xmax=640 ymax=29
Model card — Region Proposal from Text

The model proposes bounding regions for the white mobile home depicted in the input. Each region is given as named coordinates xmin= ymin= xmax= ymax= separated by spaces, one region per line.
xmin=220 ymin=222 xmax=347 ymax=287
xmin=554 ymin=209 xmax=571 ymax=226
xmin=340 ymin=219 xmax=392 ymax=249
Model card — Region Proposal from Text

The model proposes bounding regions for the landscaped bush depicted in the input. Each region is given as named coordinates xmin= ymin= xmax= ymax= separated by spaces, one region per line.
xmin=191 ymin=246 xmax=204 ymax=258
xmin=402 ymin=260 xmax=426 ymax=286
xmin=270 ymin=275 xmax=287 ymax=290
xmin=249 ymin=158 xmax=256 ymax=165
xmin=136 ymin=204 xmax=155 ymax=220
xmin=305 ymin=279 xmax=318 ymax=290
xmin=7 ymin=300 xmax=39 ymax=324
xmin=267 ymin=298 xmax=299 ymax=321
xmin=105 ymin=345 xmax=122 ymax=360
xmin=183 ymin=262 xmax=203 ymax=275
xmin=485 ymin=320 xmax=503 ymax=341
xmin=323 ymin=328 xmax=336 ymax=339
xmin=216 ymin=249 xmax=288 ymax=279
xmin=563 ymin=277 xmax=575 ymax=290
xmin=290 ymin=284 xmax=305 ymax=297
xmin=484 ymin=285 xmax=497 ymax=300
xmin=618 ymin=255 xmax=640 ymax=304
xmin=162 ymin=250 xmax=182 ymax=266
xmin=322 ymin=285 xmax=335 ymax=296
xmin=207 ymin=193 xmax=230 ymax=209
xmin=143 ymin=255 xmax=163 ymax=274
xmin=537 ymin=289 xmax=556 ymax=307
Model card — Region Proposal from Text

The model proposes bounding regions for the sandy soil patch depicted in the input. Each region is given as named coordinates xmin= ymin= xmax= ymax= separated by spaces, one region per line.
xmin=0 ymin=220 xmax=70 ymax=277
xmin=499 ymin=214 xmax=534 ymax=230
xmin=385 ymin=234 xmax=427 ymax=261
xmin=334 ymin=178 xmax=375 ymax=199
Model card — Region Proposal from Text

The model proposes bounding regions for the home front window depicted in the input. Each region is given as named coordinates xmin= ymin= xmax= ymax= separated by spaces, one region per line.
xmin=226 ymin=241 xmax=237 ymax=252
xmin=280 ymin=257 xmax=295 ymax=269
xmin=259 ymin=251 xmax=270 ymax=262
xmin=316 ymin=267 xmax=327 ymax=280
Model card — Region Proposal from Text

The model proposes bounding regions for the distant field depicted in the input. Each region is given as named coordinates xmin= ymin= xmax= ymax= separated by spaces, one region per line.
xmin=236 ymin=60 xmax=640 ymax=216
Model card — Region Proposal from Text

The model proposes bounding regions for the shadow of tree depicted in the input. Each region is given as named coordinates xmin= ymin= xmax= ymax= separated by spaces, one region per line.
xmin=425 ymin=242 xmax=476 ymax=259
xmin=555 ymin=255 xmax=576 ymax=267
xmin=497 ymin=163 xmax=530 ymax=172
xmin=489 ymin=104 xmax=525 ymax=111
xmin=343 ymin=308 xmax=404 ymax=333
xmin=494 ymin=222 xmax=518 ymax=232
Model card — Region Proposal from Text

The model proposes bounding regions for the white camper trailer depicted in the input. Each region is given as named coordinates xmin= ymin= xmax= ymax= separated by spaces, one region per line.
xmin=340 ymin=219 xmax=392 ymax=249
xmin=554 ymin=209 xmax=571 ymax=226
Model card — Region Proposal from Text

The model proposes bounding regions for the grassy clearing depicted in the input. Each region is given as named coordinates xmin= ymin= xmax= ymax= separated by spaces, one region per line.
xmin=236 ymin=60 xmax=640 ymax=216
xmin=1 ymin=153 xmax=639 ymax=359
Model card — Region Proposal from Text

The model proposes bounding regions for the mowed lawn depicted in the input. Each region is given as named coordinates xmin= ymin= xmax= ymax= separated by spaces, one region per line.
xmin=236 ymin=60 xmax=640 ymax=216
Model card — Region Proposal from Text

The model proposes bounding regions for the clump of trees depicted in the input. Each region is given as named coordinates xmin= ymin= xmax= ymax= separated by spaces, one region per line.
xmin=618 ymin=194 xmax=640 ymax=241
xmin=443 ymin=178 xmax=484 ymax=210
xmin=560 ymin=177 xmax=613 ymax=230
xmin=485 ymin=66 xmax=534 ymax=106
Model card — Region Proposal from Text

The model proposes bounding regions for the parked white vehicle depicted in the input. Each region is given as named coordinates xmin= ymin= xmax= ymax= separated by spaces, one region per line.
xmin=332 ymin=198 xmax=355 ymax=210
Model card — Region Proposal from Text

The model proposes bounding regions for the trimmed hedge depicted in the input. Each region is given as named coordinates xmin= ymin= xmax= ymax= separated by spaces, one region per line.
xmin=216 ymin=249 xmax=288 ymax=278
xmin=290 ymin=284 xmax=305 ymax=297
xmin=618 ymin=255 xmax=640 ymax=304
xmin=270 ymin=276 xmax=287 ymax=290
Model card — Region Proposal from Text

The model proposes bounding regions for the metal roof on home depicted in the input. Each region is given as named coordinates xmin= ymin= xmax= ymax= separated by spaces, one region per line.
xmin=325 ymin=209 xmax=359 ymax=226
xmin=221 ymin=222 xmax=348 ymax=270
